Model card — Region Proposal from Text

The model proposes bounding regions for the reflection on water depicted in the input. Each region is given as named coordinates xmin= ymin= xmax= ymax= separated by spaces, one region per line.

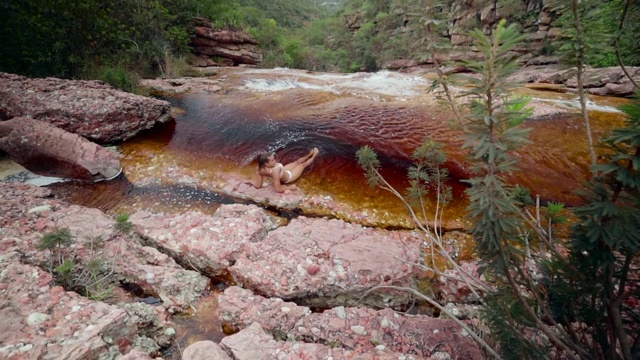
xmin=164 ymin=293 xmax=224 ymax=360
xmin=48 ymin=68 xmax=631 ymax=227
xmin=112 ymin=93 xmax=470 ymax=226
xmin=47 ymin=174 xmax=241 ymax=216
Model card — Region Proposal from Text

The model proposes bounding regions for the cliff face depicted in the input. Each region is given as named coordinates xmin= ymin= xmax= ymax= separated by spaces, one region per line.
xmin=344 ymin=0 xmax=562 ymax=68
xmin=190 ymin=17 xmax=263 ymax=67
xmin=446 ymin=0 xmax=558 ymax=64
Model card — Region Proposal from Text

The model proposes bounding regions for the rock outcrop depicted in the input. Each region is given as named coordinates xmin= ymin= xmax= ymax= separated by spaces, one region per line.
xmin=0 ymin=251 xmax=148 ymax=360
xmin=130 ymin=205 xmax=278 ymax=277
xmin=0 ymin=182 xmax=210 ymax=358
xmin=0 ymin=179 xmax=486 ymax=359
xmin=0 ymin=72 xmax=172 ymax=143
xmin=190 ymin=17 xmax=262 ymax=66
xmin=218 ymin=286 xmax=484 ymax=360
xmin=0 ymin=117 xmax=122 ymax=181
xmin=220 ymin=322 xmax=430 ymax=360
xmin=131 ymin=205 xmax=423 ymax=309
xmin=229 ymin=216 xmax=423 ymax=309
xmin=509 ymin=65 xmax=640 ymax=97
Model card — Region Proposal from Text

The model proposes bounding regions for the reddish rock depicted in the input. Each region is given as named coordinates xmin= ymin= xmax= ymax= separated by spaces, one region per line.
xmin=218 ymin=287 xmax=483 ymax=360
xmin=220 ymin=178 xmax=305 ymax=210
xmin=588 ymin=82 xmax=638 ymax=97
xmin=138 ymin=77 xmax=223 ymax=94
xmin=0 ymin=182 xmax=208 ymax=312
xmin=0 ymin=117 xmax=122 ymax=180
xmin=0 ymin=72 xmax=172 ymax=143
xmin=0 ymin=252 xmax=145 ymax=359
xmin=191 ymin=17 xmax=262 ymax=66
xmin=229 ymin=216 xmax=423 ymax=309
xmin=182 ymin=340 xmax=232 ymax=360
xmin=307 ymin=264 xmax=320 ymax=275
xmin=222 ymin=322 xmax=429 ymax=360
xmin=130 ymin=204 xmax=277 ymax=277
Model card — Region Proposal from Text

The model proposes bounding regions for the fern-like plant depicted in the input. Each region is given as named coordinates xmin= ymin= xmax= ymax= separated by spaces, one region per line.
xmin=37 ymin=228 xmax=74 ymax=267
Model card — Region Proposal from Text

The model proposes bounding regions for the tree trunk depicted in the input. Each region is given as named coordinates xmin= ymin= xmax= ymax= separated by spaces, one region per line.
xmin=572 ymin=0 xmax=597 ymax=168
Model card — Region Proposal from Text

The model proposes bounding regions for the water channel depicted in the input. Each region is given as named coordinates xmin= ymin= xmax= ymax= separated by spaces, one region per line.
xmin=41 ymin=68 xmax=629 ymax=227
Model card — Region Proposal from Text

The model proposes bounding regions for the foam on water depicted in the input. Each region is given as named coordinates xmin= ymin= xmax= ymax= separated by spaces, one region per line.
xmin=533 ymin=97 xmax=624 ymax=113
xmin=242 ymin=70 xmax=429 ymax=98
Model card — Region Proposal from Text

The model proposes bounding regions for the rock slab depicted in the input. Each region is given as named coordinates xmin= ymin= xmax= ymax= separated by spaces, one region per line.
xmin=0 ymin=72 xmax=172 ymax=143
xmin=0 ymin=117 xmax=121 ymax=180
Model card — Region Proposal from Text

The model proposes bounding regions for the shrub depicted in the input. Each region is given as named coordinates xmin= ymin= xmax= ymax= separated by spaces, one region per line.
xmin=98 ymin=65 xmax=139 ymax=92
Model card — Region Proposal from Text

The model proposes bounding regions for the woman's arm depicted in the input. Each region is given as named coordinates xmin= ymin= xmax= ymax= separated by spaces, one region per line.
xmin=252 ymin=171 xmax=264 ymax=188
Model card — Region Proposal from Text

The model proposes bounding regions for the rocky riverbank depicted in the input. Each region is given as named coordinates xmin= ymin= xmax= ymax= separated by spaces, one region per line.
xmin=0 ymin=181 xmax=484 ymax=359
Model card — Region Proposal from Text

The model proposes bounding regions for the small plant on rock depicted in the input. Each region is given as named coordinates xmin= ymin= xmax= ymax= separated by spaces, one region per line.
xmin=37 ymin=228 xmax=74 ymax=268
xmin=37 ymin=229 xmax=116 ymax=302
xmin=115 ymin=213 xmax=133 ymax=233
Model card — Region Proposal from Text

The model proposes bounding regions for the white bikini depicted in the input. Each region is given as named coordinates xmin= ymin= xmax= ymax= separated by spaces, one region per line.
xmin=268 ymin=163 xmax=292 ymax=183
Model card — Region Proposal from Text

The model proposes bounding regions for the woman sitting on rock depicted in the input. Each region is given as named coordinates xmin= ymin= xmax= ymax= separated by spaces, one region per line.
xmin=252 ymin=148 xmax=319 ymax=193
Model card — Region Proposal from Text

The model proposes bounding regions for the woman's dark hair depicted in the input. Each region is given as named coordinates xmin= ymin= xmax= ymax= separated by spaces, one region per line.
xmin=257 ymin=152 xmax=274 ymax=169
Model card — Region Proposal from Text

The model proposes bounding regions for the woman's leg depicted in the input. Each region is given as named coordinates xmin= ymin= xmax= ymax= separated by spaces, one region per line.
xmin=283 ymin=148 xmax=318 ymax=183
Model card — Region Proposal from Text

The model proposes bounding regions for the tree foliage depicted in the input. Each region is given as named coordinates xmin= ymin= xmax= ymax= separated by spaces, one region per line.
xmin=0 ymin=0 xmax=327 ymax=81
xmin=546 ymin=95 xmax=640 ymax=359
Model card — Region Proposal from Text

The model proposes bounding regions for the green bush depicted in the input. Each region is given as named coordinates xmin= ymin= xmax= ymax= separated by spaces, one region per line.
xmin=97 ymin=66 xmax=139 ymax=92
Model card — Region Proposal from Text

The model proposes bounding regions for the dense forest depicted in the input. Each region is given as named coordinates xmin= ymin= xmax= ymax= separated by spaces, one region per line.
xmin=2 ymin=0 xmax=638 ymax=88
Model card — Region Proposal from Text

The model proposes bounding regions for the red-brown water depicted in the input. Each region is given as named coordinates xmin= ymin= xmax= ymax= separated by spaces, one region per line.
xmin=48 ymin=68 xmax=630 ymax=228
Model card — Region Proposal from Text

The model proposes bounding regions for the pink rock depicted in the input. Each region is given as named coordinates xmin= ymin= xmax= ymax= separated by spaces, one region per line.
xmin=229 ymin=216 xmax=423 ymax=309
xmin=0 ymin=73 xmax=172 ymax=143
xmin=307 ymin=264 xmax=320 ymax=275
xmin=219 ymin=289 xmax=482 ymax=359
xmin=0 ymin=117 xmax=121 ymax=180
xmin=34 ymin=220 xmax=47 ymax=232
xmin=183 ymin=340 xmax=232 ymax=360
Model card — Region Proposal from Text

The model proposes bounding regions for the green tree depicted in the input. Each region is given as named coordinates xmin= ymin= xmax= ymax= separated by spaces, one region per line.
xmin=543 ymin=95 xmax=640 ymax=360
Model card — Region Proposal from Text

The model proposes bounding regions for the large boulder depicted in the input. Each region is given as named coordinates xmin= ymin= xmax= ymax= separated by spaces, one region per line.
xmin=229 ymin=216 xmax=423 ymax=309
xmin=0 ymin=117 xmax=122 ymax=181
xmin=191 ymin=17 xmax=262 ymax=66
xmin=0 ymin=72 xmax=172 ymax=143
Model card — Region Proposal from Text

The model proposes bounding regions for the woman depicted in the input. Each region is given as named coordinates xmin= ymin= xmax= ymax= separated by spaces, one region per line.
xmin=252 ymin=148 xmax=319 ymax=193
